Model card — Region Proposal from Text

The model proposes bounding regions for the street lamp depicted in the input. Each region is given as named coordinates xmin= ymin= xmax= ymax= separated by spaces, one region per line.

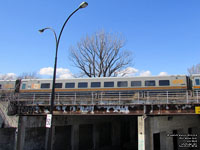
xmin=39 ymin=2 xmax=88 ymax=150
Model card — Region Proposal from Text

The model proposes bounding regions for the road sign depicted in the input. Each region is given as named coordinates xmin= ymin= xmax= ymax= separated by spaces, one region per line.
xmin=195 ymin=106 xmax=200 ymax=114
xmin=46 ymin=114 xmax=52 ymax=128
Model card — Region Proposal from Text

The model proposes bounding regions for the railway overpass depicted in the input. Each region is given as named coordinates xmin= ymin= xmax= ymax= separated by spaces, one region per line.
xmin=0 ymin=90 xmax=200 ymax=150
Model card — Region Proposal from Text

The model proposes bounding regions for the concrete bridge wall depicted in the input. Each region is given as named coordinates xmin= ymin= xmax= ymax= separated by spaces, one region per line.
xmin=0 ymin=128 xmax=16 ymax=150
xmin=0 ymin=114 xmax=199 ymax=150
xmin=15 ymin=115 xmax=200 ymax=150
xmin=0 ymin=102 xmax=17 ymax=150
xmin=138 ymin=115 xmax=200 ymax=150
xmin=16 ymin=115 xmax=138 ymax=150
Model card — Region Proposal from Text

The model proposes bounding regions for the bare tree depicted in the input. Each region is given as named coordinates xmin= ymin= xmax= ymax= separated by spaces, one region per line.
xmin=0 ymin=73 xmax=17 ymax=80
xmin=0 ymin=72 xmax=39 ymax=80
xmin=188 ymin=64 xmax=200 ymax=75
xmin=18 ymin=72 xmax=39 ymax=79
xmin=70 ymin=30 xmax=133 ymax=77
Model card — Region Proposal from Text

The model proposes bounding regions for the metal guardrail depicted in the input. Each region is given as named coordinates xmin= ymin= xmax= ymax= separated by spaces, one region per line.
xmin=1 ymin=91 xmax=200 ymax=115
xmin=0 ymin=90 xmax=199 ymax=106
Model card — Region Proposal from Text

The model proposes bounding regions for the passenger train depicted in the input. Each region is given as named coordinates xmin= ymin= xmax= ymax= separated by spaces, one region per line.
xmin=0 ymin=75 xmax=200 ymax=95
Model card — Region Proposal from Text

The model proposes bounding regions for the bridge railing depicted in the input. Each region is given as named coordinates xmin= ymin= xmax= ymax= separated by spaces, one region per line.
xmin=6 ymin=90 xmax=199 ymax=106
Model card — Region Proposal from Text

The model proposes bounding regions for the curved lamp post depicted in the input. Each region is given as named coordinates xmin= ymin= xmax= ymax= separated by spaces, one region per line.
xmin=39 ymin=2 xmax=88 ymax=150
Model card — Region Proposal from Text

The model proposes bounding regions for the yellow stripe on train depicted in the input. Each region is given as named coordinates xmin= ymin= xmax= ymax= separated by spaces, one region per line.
xmin=20 ymin=86 xmax=187 ymax=93
xmin=193 ymin=86 xmax=200 ymax=89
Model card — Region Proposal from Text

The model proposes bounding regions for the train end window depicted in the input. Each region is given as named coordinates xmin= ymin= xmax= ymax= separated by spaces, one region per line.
xmin=55 ymin=83 xmax=62 ymax=88
xmin=131 ymin=81 xmax=142 ymax=87
xmin=145 ymin=80 xmax=155 ymax=86
xmin=22 ymin=84 xmax=26 ymax=89
xmin=117 ymin=81 xmax=128 ymax=87
xmin=104 ymin=82 xmax=114 ymax=87
xmin=91 ymin=82 xmax=101 ymax=88
xmin=41 ymin=83 xmax=50 ymax=89
xmin=65 ymin=83 xmax=75 ymax=88
xmin=159 ymin=80 xmax=170 ymax=86
xmin=78 ymin=82 xmax=88 ymax=88
xmin=195 ymin=79 xmax=200 ymax=85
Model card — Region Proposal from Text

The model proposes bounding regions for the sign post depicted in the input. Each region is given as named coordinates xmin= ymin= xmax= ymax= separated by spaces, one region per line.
xmin=46 ymin=114 xmax=52 ymax=128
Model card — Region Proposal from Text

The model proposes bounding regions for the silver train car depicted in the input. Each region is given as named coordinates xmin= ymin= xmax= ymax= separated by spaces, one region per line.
xmin=0 ymin=75 xmax=192 ymax=95
xmin=190 ymin=74 xmax=200 ymax=94
xmin=0 ymin=80 xmax=16 ymax=94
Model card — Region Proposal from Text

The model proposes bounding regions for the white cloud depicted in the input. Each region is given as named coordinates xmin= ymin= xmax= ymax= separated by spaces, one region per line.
xmin=39 ymin=67 xmax=74 ymax=78
xmin=116 ymin=67 xmax=139 ymax=77
xmin=139 ymin=70 xmax=152 ymax=76
xmin=38 ymin=67 xmax=167 ymax=78
xmin=0 ymin=73 xmax=17 ymax=80
xmin=59 ymin=73 xmax=73 ymax=79
xmin=158 ymin=72 xmax=168 ymax=76
xmin=56 ymin=68 xmax=74 ymax=79
xmin=39 ymin=67 xmax=53 ymax=76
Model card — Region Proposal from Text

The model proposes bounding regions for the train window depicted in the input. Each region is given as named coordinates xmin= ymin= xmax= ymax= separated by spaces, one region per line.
xmin=0 ymin=84 xmax=1 ymax=89
xmin=65 ymin=83 xmax=75 ymax=88
xmin=131 ymin=81 xmax=142 ymax=87
xmin=91 ymin=82 xmax=101 ymax=88
xmin=195 ymin=79 xmax=200 ymax=85
xmin=22 ymin=84 xmax=26 ymax=89
xmin=78 ymin=82 xmax=88 ymax=88
xmin=117 ymin=81 xmax=128 ymax=87
xmin=159 ymin=80 xmax=170 ymax=86
xmin=104 ymin=82 xmax=114 ymax=87
xmin=41 ymin=83 xmax=50 ymax=89
xmin=145 ymin=80 xmax=155 ymax=86
xmin=55 ymin=83 xmax=62 ymax=88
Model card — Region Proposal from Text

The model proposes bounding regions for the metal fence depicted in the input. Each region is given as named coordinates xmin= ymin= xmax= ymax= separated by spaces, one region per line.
xmin=1 ymin=90 xmax=199 ymax=106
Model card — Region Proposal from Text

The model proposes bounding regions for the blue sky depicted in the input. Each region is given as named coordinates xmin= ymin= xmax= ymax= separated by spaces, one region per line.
xmin=0 ymin=0 xmax=200 ymax=78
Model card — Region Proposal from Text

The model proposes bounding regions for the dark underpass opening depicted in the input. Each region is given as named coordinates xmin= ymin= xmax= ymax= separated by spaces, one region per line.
xmin=15 ymin=115 xmax=138 ymax=150
xmin=68 ymin=115 xmax=138 ymax=150
xmin=53 ymin=115 xmax=138 ymax=150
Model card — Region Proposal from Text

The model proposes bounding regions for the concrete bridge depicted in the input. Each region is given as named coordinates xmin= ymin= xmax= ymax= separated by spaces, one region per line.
xmin=0 ymin=91 xmax=200 ymax=150
xmin=9 ymin=90 xmax=200 ymax=115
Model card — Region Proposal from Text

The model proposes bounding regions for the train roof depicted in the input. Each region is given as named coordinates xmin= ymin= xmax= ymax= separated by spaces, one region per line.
xmin=20 ymin=75 xmax=187 ymax=81
xmin=190 ymin=74 xmax=200 ymax=77
xmin=0 ymin=80 xmax=16 ymax=82
xmin=0 ymin=75 xmax=188 ymax=82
